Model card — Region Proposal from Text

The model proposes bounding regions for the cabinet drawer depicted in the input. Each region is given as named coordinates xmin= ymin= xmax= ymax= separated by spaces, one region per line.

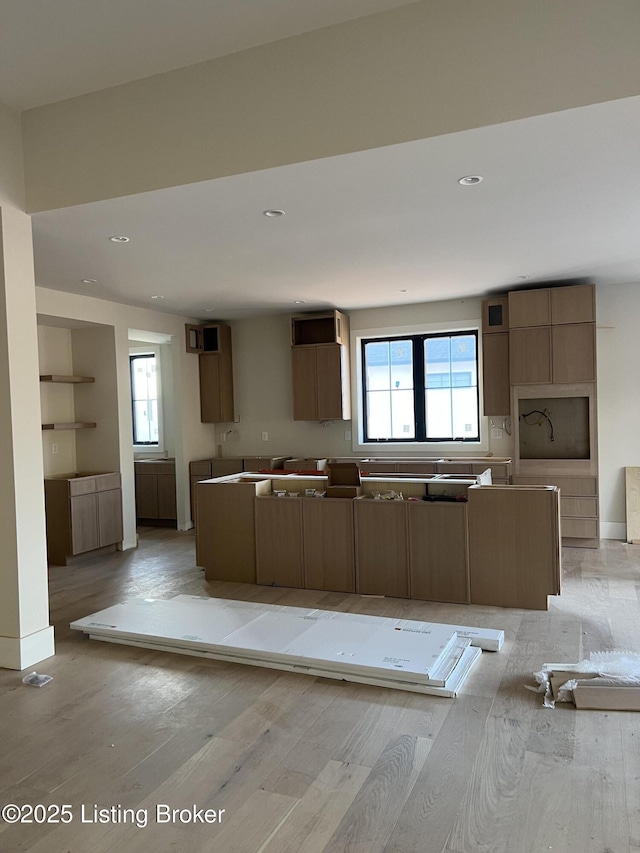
xmin=69 ymin=477 xmax=96 ymax=496
xmin=138 ymin=461 xmax=175 ymax=476
xmin=95 ymin=473 xmax=121 ymax=491
xmin=562 ymin=517 xmax=598 ymax=538
xmin=562 ymin=497 xmax=597 ymax=518
xmin=190 ymin=461 xmax=212 ymax=476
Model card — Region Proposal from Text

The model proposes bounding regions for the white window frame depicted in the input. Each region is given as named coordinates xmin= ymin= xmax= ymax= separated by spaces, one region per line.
xmin=130 ymin=345 xmax=165 ymax=454
xmin=351 ymin=317 xmax=488 ymax=453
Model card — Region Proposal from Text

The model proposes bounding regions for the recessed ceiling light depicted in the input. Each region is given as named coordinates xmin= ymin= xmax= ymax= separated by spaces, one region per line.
xmin=294 ymin=300 xmax=307 ymax=304
xmin=458 ymin=175 xmax=483 ymax=186
xmin=150 ymin=295 xmax=164 ymax=300
xmin=81 ymin=279 xmax=97 ymax=284
xmin=109 ymin=235 xmax=130 ymax=243
xmin=263 ymin=209 xmax=285 ymax=217
xmin=397 ymin=289 xmax=408 ymax=293
xmin=203 ymin=308 xmax=216 ymax=312
xmin=517 ymin=275 xmax=530 ymax=280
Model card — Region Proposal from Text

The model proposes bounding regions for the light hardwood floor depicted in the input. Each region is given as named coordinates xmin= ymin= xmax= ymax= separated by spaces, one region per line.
xmin=1 ymin=529 xmax=639 ymax=852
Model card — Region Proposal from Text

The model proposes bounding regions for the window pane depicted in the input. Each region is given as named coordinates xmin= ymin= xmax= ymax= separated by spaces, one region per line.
xmin=131 ymin=354 xmax=159 ymax=445
xmin=451 ymin=335 xmax=477 ymax=387
xmin=425 ymin=388 xmax=452 ymax=438
xmin=364 ymin=341 xmax=391 ymax=391
xmin=390 ymin=340 xmax=413 ymax=390
xmin=452 ymin=387 xmax=478 ymax=439
xmin=366 ymin=390 xmax=392 ymax=439
xmin=425 ymin=337 xmax=451 ymax=389
xmin=391 ymin=390 xmax=415 ymax=438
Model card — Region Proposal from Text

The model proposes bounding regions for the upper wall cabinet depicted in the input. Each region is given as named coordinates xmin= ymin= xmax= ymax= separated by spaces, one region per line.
xmin=291 ymin=310 xmax=351 ymax=421
xmin=481 ymin=296 xmax=509 ymax=334
xmin=185 ymin=323 xmax=235 ymax=423
xmin=185 ymin=323 xmax=231 ymax=354
xmin=508 ymin=289 xmax=551 ymax=328
xmin=291 ymin=310 xmax=348 ymax=346
xmin=508 ymin=284 xmax=596 ymax=384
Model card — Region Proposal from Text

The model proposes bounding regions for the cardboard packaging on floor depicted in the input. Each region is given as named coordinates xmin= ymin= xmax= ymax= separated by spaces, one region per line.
xmin=545 ymin=665 xmax=640 ymax=711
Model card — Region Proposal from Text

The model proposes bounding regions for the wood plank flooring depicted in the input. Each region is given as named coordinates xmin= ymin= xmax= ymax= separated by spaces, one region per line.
xmin=1 ymin=528 xmax=639 ymax=852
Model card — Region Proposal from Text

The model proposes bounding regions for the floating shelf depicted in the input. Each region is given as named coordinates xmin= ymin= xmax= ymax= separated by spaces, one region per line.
xmin=40 ymin=375 xmax=95 ymax=383
xmin=42 ymin=422 xmax=97 ymax=431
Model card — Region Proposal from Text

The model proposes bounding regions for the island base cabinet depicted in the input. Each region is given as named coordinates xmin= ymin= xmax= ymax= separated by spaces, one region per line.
xmin=303 ymin=498 xmax=355 ymax=592
xmin=408 ymin=502 xmax=469 ymax=603
xmin=467 ymin=486 xmax=561 ymax=609
xmin=255 ymin=498 xmax=304 ymax=588
xmin=354 ymin=499 xmax=408 ymax=598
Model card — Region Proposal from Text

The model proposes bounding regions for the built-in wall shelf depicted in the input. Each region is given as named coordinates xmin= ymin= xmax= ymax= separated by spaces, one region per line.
xmin=42 ymin=422 xmax=97 ymax=431
xmin=40 ymin=375 xmax=95 ymax=383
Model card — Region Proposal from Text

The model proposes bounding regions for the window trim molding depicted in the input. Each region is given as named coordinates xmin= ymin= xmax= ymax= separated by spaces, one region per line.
xmin=351 ymin=317 xmax=488 ymax=453
xmin=130 ymin=344 xmax=164 ymax=453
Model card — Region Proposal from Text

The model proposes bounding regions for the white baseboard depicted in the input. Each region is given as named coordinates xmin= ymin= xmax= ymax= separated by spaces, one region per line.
xmin=0 ymin=625 xmax=55 ymax=671
xmin=600 ymin=521 xmax=626 ymax=541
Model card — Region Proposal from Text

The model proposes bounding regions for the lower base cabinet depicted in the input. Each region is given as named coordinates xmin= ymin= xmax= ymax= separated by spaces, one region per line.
xmin=134 ymin=460 xmax=176 ymax=523
xmin=255 ymin=497 xmax=304 ymax=588
xmin=45 ymin=473 xmax=123 ymax=565
xmin=303 ymin=498 xmax=355 ymax=592
xmin=408 ymin=502 xmax=469 ymax=603
xmin=354 ymin=498 xmax=409 ymax=598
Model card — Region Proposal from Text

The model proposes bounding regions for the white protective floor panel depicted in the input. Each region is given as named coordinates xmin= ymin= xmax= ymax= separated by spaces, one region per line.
xmin=71 ymin=596 xmax=503 ymax=696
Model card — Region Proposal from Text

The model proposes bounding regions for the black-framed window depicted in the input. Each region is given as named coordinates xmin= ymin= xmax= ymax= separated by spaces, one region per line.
xmin=361 ymin=331 xmax=479 ymax=442
xmin=130 ymin=353 xmax=159 ymax=445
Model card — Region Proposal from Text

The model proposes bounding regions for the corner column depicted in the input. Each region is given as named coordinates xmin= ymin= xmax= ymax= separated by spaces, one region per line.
xmin=0 ymin=205 xmax=54 ymax=669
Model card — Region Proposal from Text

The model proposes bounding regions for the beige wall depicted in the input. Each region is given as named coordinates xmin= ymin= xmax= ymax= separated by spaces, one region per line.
xmin=596 ymin=282 xmax=640 ymax=538
xmin=22 ymin=0 xmax=640 ymax=212
xmin=38 ymin=325 xmax=77 ymax=476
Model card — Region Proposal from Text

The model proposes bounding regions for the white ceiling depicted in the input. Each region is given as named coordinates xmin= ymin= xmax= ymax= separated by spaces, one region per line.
xmin=7 ymin=1 xmax=640 ymax=319
xmin=32 ymin=94 xmax=640 ymax=320
xmin=0 ymin=0 xmax=417 ymax=110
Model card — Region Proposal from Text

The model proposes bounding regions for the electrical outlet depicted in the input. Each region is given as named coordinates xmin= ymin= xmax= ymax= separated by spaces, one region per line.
xmin=344 ymin=430 xmax=352 ymax=441
xmin=51 ymin=442 xmax=59 ymax=455
xmin=491 ymin=428 xmax=503 ymax=439
xmin=261 ymin=431 xmax=269 ymax=441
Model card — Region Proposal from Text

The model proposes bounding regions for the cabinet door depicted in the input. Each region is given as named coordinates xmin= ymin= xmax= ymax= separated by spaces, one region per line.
xmin=70 ymin=493 xmax=99 ymax=554
xmin=551 ymin=284 xmax=595 ymax=324
xmin=316 ymin=344 xmax=347 ymax=419
xmin=408 ymin=503 xmax=469 ymax=603
xmin=482 ymin=332 xmax=510 ymax=415
xmin=98 ymin=489 xmax=123 ymax=547
xmin=552 ymin=324 xmax=596 ymax=383
xmin=291 ymin=346 xmax=318 ymax=420
xmin=135 ymin=474 xmax=158 ymax=518
xmin=157 ymin=473 xmax=177 ymax=519
xmin=255 ymin=498 xmax=304 ymax=587
xmin=303 ymin=498 xmax=355 ymax=592
xmin=509 ymin=289 xmax=550 ymax=328
xmin=509 ymin=327 xmax=552 ymax=384
xmin=354 ymin=500 xmax=408 ymax=597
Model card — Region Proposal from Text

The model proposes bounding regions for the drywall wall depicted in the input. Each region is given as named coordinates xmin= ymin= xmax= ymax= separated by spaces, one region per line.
xmin=23 ymin=0 xmax=640 ymax=211
xmin=0 ymin=101 xmax=24 ymax=209
xmin=596 ymin=282 xmax=640 ymax=539
xmin=38 ymin=324 xmax=77 ymax=476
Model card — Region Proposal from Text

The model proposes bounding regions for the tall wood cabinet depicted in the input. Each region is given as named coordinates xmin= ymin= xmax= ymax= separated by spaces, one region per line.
xmin=481 ymin=296 xmax=510 ymax=416
xmin=290 ymin=310 xmax=351 ymax=420
xmin=508 ymin=283 xmax=599 ymax=547
xmin=185 ymin=322 xmax=235 ymax=423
